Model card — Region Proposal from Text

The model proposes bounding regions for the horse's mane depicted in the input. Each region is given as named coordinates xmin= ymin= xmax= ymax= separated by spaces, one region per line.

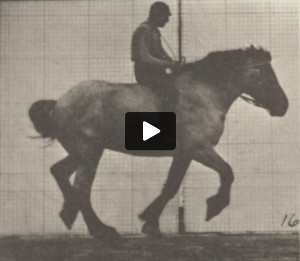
xmin=180 ymin=46 xmax=271 ymax=85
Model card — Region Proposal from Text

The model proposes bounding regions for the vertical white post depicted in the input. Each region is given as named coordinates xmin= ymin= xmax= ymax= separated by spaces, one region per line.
xmin=178 ymin=0 xmax=185 ymax=234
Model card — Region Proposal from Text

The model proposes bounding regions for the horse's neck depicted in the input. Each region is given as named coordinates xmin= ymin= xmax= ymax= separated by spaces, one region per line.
xmin=175 ymin=72 xmax=241 ymax=115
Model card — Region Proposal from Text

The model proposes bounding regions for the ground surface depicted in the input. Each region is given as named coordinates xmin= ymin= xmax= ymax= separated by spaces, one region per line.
xmin=0 ymin=233 xmax=298 ymax=261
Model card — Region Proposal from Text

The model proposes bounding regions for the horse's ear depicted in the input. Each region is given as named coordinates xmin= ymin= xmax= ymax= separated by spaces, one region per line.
xmin=248 ymin=44 xmax=256 ymax=57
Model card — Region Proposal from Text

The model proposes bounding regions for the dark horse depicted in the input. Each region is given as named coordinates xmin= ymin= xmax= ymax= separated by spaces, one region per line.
xmin=29 ymin=46 xmax=288 ymax=243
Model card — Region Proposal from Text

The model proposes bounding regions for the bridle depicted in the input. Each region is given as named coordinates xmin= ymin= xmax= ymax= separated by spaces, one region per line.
xmin=240 ymin=94 xmax=265 ymax=108
xmin=234 ymin=61 xmax=271 ymax=108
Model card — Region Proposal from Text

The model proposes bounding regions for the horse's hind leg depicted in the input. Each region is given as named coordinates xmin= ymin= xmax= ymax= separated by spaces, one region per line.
xmin=73 ymin=148 xmax=122 ymax=243
xmin=193 ymin=147 xmax=234 ymax=221
xmin=50 ymin=155 xmax=78 ymax=229
xmin=139 ymin=152 xmax=191 ymax=236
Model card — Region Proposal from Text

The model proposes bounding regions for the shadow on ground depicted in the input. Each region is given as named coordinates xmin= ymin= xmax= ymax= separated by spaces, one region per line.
xmin=0 ymin=233 xmax=298 ymax=261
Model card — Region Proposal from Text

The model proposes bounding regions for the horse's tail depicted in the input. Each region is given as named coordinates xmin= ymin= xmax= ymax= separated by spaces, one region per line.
xmin=28 ymin=100 xmax=57 ymax=140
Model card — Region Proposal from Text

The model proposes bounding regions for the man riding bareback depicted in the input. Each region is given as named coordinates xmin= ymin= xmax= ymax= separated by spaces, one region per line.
xmin=131 ymin=1 xmax=180 ymax=110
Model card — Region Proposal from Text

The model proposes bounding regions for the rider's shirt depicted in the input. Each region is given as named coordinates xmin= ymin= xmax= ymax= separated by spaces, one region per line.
xmin=131 ymin=20 xmax=172 ymax=66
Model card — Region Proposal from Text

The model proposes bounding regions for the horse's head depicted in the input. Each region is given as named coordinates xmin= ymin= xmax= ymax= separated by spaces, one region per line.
xmin=239 ymin=46 xmax=288 ymax=117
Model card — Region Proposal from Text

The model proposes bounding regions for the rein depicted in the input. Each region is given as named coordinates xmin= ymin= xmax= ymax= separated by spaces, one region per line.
xmin=161 ymin=34 xmax=178 ymax=61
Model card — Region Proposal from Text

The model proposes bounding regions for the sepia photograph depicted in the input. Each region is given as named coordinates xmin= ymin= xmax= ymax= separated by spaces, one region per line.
xmin=0 ymin=0 xmax=299 ymax=260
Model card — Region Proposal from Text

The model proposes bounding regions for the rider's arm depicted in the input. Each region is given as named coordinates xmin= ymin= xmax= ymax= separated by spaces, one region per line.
xmin=137 ymin=33 xmax=174 ymax=68
xmin=158 ymin=46 xmax=173 ymax=62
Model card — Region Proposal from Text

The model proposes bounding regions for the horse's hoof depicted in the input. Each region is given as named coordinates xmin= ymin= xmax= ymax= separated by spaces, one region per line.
xmin=205 ymin=195 xmax=229 ymax=221
xmin=102 ymin=227 xmax=123 ymax=247
xmin=59 ymin=208 xmax=78 ymax=230
xmin=91 ymin=226 xmax=123 ymax=246
xmin=141 ymin=222 xmax=162 ymax=237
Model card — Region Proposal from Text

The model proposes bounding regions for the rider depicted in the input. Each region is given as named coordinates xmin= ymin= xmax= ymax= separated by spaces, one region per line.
xmin=131 ymin=1 xmax=179 ymax=110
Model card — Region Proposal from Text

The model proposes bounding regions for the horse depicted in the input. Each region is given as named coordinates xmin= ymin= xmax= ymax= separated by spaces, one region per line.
xmin=29 ymin=46 xmax=288 ymax=243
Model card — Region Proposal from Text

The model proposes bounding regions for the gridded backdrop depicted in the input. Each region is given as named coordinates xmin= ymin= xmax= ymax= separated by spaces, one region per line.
xmin=0 ymin=0 xmax=299 ymax=235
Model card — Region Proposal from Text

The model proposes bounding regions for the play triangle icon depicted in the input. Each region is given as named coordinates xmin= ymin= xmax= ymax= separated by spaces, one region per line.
xmin=125 ymin=112 xmax=176 ymax=150
xmin=143 ymin=121 xmax=160 ymax=141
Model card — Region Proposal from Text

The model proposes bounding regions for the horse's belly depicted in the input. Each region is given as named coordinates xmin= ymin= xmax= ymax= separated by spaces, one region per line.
xmin=106 ymin=146 xmax=175 ymax=157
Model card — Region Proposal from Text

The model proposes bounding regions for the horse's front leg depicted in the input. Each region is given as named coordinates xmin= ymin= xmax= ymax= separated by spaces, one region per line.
xmin=50 ymin=155 xmax=78 ymax=229
xmin=193 ymin=147 xmax=234 ymax=221
xmin=139 ymin=152 xmax=191 ymax=236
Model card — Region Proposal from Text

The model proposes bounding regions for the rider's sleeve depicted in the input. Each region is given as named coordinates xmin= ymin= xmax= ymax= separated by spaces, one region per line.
xmin=162 ymin=52 xmax=173 ymax=62
xmin=137 ymin=32 xmax=174 ymax=68
xmin=157 ymin=44 xmax=173 ymax=62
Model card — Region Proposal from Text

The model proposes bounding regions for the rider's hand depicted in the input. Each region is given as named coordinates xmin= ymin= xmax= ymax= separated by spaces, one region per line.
xmin=165 ymin=62 xmax=180 ymax=75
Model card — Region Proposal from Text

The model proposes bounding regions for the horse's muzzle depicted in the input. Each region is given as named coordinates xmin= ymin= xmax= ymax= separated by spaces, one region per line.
xmin=269 ymin=102 xmax=288 ymax=117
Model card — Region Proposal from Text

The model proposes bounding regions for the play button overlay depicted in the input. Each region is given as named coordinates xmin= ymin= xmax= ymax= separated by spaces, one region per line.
xmin=125 ymin=112 xmax=176 ymax=150
xmin=143 ymin=121 xmax=160 ymax=141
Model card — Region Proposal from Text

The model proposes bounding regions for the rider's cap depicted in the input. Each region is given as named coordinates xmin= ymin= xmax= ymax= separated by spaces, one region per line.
xmin=149 ymin=2 xmax=172 ymax=18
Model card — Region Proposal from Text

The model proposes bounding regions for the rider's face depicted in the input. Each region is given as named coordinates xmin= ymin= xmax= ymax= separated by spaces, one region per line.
xmin=156 ymin=14 xmax=170 ymax=28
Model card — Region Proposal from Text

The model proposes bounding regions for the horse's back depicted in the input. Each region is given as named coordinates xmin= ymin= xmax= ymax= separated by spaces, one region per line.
xmin=56 ymin=80 xmax=159 ymax=112
xmin=53 ymin=80 xmax=160 ymax=142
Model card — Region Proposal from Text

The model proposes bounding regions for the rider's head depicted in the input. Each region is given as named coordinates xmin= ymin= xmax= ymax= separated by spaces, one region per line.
xmin=149 ymin=2 xmax=171 ymax=28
